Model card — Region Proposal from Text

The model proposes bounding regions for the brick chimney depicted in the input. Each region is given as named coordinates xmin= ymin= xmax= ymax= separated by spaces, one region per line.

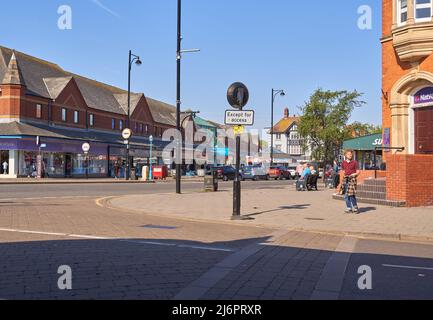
xmin=284 ymin=108 xmax=289 ymax=118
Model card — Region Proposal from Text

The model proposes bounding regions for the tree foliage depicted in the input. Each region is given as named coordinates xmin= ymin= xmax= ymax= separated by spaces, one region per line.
xmin=298 ymin=89 xmax=365 ymax=165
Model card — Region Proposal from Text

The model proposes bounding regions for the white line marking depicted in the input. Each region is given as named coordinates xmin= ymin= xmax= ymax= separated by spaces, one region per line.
xmin=0 ymin=196 xmax=94 ymax=202
xmin=0 ymin=228 xmax=235 ymax=252
xmin=382 ymin=264 xmax=433 ymax=271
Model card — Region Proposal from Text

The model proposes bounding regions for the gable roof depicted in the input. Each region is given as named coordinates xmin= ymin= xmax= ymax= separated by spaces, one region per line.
xmin=146 ymin=97 xmax=177 ymax=126
xmin=0 ymin=46 xmax=178 ymax=123
xmin=271 ymin=116 xmax=300 ymax=134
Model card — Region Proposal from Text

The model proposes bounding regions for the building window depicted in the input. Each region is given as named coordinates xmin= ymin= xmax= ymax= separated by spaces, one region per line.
xmin=415 ymin=0 xmax=432 ymax=22
xmin=36 ymin=104 xmax=42 ymax=119
xmin=73 ymin=111 xmax=79 ymax=124
xmin=134 ymin=122 xmax=138 ymax=133
xmin=112 ymin=119 xmax=116 ymax=130
xmin=276 ymin=134 xmax=282 ymax=141
xmin=119 ymin=120 xmax=123 ymax=131
xmin=89 ymin=114 xmax=94 ymax=127
xmin=61 ymin=108 xmax=67 ymax=122
xmin=140 ymin=123 xmax=144 ymax=134
xmin=145 ymin=125 xmax=148 ymax=134
xmin=398 ymin=0 xmax=408 ymax=25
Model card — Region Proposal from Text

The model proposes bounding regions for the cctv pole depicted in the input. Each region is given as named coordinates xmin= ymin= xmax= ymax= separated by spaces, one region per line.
xmin=176 ymin=0 xmax=182 ymax=194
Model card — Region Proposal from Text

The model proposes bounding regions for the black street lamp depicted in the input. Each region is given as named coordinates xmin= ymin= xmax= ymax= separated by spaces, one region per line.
xmin=176 ymin=0 xmax=200 ymax=194
xmin=271 ymin=89 xmax=285 ymax=166
xmin=126 ymin=50 xmax=142 ymax=181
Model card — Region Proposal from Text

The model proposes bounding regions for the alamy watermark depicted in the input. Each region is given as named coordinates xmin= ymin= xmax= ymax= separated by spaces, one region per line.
xmin=57 ymin=265 xmax=73 ymax=290
xmin=358 ymin=5 xmax=372 ymax=30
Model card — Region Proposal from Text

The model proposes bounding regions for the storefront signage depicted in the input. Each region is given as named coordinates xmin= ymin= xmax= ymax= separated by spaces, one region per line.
xmin=414 ymin=87 xmax=433 ymax=106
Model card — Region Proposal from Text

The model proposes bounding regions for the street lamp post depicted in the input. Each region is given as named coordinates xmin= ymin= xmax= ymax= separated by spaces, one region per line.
xmin=149 ymin=135 xmax=154 ymax=181
xmin=126 ymin=50 xmax=142 ymax=181
xmin=176 ymin=0 xmax=200 ymax=194
xmin=271 ymin=89 xmax=285 ymax=166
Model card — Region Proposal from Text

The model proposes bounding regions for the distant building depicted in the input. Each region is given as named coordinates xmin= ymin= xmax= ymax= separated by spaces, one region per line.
xmin=267 ymin=108 xmax=311 ymax=164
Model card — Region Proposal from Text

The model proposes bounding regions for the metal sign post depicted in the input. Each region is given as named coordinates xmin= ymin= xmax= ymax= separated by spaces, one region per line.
xmin=226 ymin=82 xmax=253 ymax=220
xmin=122 ymin=129 xmax=132 ymax=181
xmin=82 ymin=143 xmax=91 ymax=180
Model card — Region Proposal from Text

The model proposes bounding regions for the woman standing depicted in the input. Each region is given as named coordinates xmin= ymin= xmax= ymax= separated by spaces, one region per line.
xmin=341 ymin=150 xmax=360 ymax=214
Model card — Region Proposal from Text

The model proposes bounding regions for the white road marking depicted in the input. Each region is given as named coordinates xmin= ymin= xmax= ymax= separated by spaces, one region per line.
xmin=0 ymin=196 xmax=94 ymax=202
xmin=0 ymin=228 xmax=235 ymax=253
xmin=382 ymin=264 xmax=433 ymax=271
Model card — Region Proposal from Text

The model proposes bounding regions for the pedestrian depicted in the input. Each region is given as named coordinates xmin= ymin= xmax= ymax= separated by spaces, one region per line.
xmin=340 ymin=150 xmax=360 ymax=214
xmin=2 ymin=161 xmax=8 ymax=175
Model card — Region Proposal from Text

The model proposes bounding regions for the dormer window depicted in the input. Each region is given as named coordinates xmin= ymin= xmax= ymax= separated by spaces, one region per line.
xmin=415 ymin=0 xmax=432 ymax=22
xmin=398 ymin=0 xmax=408 ymax=25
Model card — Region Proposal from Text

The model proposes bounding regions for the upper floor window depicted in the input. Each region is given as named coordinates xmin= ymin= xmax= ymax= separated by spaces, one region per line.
xmin=140 ymin=123 xmax=144 ymax=134
xmin=398 ymin=0 xmax=409 ymax=25
xmin=415 ymin=0 xmax=432 ymax=22
xmin=276 ymin=134 xmax=282 ymax=140
xmin=36 ymin=104 xmax=42 ymax=119
xmin=61 ymin=108 xmax=67 ymax=122
xmin=145 ymin=125 xmax=149 ymax=134
xmin=73 ymin=111 xmax=79 ymax=124
xmin=119 ymin=120 xmax=123 ymax=131
xmin=112 ymin=119 xmax=116 ymax=130
xmin=89 ymin=114 xmax=94 ymax=127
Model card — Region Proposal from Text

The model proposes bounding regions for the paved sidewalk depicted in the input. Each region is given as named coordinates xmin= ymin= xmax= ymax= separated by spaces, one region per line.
xmin=107 ymin=186 xmax=433 ymax=243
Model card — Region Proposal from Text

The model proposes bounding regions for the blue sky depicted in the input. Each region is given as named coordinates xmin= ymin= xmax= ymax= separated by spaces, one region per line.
xmin=1 ymin=0 xmax=382 ymax=129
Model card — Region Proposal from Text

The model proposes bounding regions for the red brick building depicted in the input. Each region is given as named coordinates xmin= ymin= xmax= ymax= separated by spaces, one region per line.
xmin=382 ymin=0 xmax=433 ymax=206
xmin=0 ymin=46 xmax=180 ymax=178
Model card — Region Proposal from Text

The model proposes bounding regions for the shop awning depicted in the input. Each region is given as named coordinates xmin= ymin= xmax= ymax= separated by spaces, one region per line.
xmin=342 ymin=133 xmax=383 ymax=151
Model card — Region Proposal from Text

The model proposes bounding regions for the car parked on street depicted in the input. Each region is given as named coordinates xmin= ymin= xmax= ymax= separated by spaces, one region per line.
xmin=288 ymin=166 xmax=297 ymax=179
xmin=210 ymin=166 xmax=239 ymax=181
xmin=268 ymin=166 xmax=291 ymax=180
xmin=241 ymin=165 xmax=269 ymax=181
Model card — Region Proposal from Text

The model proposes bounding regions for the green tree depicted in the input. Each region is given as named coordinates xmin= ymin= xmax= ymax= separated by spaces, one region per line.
xmin=345 ymin=122 xmax=382 ymax=138
xmin=298 ymin=89 xmax=365 ymax=166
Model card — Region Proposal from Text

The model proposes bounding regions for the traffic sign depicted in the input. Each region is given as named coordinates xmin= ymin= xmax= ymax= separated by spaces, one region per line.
xmin=233 ymin=126 xmax=245 ymax=135
xmin=227 ymin=82 xmax=249 ymax=110
xmin=122 ymin=128 xmax=132 ymax=140
xmin=225 ymin=110 xmax=255 ymax=126
xmin=82 ymin=143 xmax=91 ymax=153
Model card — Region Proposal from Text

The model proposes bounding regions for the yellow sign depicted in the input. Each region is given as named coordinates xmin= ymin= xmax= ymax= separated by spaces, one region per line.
xmin=233 ymin=125 xmax=245 ymax=135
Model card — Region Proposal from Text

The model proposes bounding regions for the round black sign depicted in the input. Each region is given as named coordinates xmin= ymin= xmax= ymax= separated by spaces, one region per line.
xmin=227 ymin=82 xmax=249 ymax=110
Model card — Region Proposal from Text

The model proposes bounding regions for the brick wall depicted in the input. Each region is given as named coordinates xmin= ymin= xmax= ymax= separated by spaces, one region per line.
xmin=387 ymin=154 xmax=433 ymax=207
xmin=337 ymin=170 xmax=386 ymax=190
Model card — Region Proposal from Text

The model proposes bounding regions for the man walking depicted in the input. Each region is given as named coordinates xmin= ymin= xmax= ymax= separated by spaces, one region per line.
xmin=341 ymin=150 xmax=360 ymax=214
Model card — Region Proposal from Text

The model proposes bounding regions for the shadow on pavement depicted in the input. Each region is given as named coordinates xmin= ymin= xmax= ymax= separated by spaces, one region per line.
xmin=0 ymin=236 xmax=432 ymax=300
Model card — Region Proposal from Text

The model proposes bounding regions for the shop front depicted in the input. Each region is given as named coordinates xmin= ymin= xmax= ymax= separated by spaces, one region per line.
xmin=342 ymin=134 xmax=384 ymax=170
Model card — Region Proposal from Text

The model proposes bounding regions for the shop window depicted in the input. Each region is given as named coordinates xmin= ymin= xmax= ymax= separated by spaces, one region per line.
xmin=398 ymin=0 xmax=408 ymax=25
xmin=119 ymin=120 xmax=123 ymax=131
xmin=112 ymin=119 xmax=116 ymax=130
xmin=61 ymin=108 xmax=67 ymax=122
xmin=415 ymin=0 xmax=432 ymax=22
xmin=36 ymin=104 xmax=42 ymax=119
xmin=74 ymin=111 xmax=79 ymax=124
xmin=89 ymin=114 xmax=94 ymax=127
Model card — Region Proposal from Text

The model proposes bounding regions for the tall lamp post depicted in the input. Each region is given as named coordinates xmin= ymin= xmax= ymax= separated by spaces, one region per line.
xmin=149 ymin=135 xmax=154 ymax=181
xmin=271 ymin=89 xmax=285 ymax=166
xmin=176 ymin=0 xmax=200 ymax=194
xmin=126 ymin=50 xmax=142 ymax=180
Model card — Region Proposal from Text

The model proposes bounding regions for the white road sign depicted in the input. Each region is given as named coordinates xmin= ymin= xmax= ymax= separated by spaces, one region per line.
xmin=225 ymin=110 xmax=255 ymax=126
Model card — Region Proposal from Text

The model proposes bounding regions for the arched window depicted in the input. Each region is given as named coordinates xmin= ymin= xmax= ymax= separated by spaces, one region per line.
xmin=415 ymin=0 xmax=432 ymax=22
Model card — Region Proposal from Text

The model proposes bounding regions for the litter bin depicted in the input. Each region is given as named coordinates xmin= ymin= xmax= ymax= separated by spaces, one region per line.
xmin=130 ymin=168 xmax=138 ymax=181
xmin=204 ymin=170 xmax=218 ymax=192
